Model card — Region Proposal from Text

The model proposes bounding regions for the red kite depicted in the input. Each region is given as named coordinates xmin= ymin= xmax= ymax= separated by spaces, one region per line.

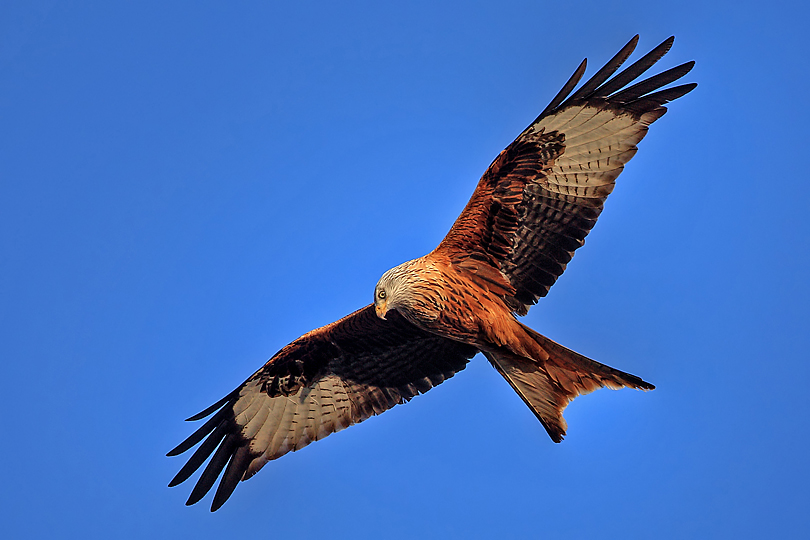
xmin=169 ymin=35 xmax=695 ymax=511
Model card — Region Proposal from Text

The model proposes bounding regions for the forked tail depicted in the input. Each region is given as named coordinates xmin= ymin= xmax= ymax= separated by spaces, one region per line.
xmin=485 ymin=324 xmax=654 ymax=442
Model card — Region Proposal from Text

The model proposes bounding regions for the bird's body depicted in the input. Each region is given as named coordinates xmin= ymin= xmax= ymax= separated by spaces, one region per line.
xmin=376 ymin=255 xmax=547 ymax=360
xmin=169 ymin=35 xmax=696 ymax=511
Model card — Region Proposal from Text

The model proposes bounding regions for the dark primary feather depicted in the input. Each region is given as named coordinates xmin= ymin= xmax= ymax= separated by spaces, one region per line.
xmin=436 ymin=36 xmax=696 ymax=315
xmin=565 ymin=34 xmax=639 ymax=103
xmin=538 ymin=58 xmax=588 ymax=118
xmin=168 ymin=305 xmax=477 ymax=511
xmin=610 ymin=61 xmax=696 ymax=103
xmin=593 ymin=36 xmax=674 ymax=98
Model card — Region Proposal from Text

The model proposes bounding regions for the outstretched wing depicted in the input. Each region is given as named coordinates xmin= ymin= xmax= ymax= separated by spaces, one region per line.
xmin=435 ymin=35 xmax=696 ymax=315
xmin=167 ymin=305 xmax=477 ymax=511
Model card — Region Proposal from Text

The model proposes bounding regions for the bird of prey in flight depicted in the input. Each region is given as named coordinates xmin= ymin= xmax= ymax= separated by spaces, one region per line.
xmin=168 ymin=35 xmax=695 ymax=511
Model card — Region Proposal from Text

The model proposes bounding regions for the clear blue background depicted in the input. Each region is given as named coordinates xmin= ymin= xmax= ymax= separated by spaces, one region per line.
xmin=2 ymin=1 xmax=807 ymax=538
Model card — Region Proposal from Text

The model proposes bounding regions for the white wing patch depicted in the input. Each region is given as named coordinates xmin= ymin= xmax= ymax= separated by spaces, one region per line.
xmin=228 ymin=375 xmax=355 ymax=478
xmin=229 ymin=373 xmax=417 ymax=480
xmin=533 ymin=105 xmax=658 ymax=200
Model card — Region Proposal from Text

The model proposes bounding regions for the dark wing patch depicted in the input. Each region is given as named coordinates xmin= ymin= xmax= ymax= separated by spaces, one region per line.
xmin=167 ymin=305 xmax=477 ymax=511
xmin=435 ymin=36 xmax=696 ymax=315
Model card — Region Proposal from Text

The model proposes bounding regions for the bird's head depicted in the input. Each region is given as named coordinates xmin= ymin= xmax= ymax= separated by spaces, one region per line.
xmin=374 ymin=270 xmax=398 ymax=320
xmin=374 ymin=280 xmax=389 ymax=320
xmin=374 ymin=262 xmax=414 ymax=320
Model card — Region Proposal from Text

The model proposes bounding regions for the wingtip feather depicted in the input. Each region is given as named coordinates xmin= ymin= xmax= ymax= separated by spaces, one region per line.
xmin=185 ymin=392 xmax=235 ymax=421
xmin=538 ymin=57 xmax=588 ymax=118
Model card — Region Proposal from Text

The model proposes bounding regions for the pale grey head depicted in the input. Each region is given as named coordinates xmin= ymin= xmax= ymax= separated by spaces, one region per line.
xmin=373 ymin=260 xmax=419 ymax=320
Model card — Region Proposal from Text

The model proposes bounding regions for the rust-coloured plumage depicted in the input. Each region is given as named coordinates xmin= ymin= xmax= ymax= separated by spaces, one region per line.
xmin=169 ymin=35 xmax=696 ymax=510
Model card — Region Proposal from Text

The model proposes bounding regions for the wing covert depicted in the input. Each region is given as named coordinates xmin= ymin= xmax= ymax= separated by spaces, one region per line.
xmin=167 ymin=305 xmax=477 ymax=511
xmin=435 ymin=36 xmax=696 ymax=315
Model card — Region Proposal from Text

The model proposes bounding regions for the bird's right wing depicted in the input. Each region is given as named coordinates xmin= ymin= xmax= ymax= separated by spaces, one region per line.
xmin=167 ymin=305 xmax=477 ymax=511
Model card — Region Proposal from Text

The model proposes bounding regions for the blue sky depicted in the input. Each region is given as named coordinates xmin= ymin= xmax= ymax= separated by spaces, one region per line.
xmin=2 ymin=1 xmax=808 ymax=538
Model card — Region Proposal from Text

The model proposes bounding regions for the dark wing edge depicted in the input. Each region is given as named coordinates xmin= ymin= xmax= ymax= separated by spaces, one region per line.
xmin=167 ymin=305 xmax=478 ymax=511
xmin=436 ymin=35 xmax=696 ymax=315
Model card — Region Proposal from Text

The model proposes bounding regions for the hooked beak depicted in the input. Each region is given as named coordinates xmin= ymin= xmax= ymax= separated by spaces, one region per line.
xmin=375 ymin=302 xmax=388 ymax=320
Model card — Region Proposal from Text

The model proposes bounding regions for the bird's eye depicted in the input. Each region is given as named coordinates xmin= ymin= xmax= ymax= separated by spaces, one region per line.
xmin=378 ymin=290 xmax=386 ymax=300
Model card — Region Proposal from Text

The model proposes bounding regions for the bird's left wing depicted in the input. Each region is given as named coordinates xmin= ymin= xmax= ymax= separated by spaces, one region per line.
xmin=167 ymin=305 xmax=477 ymax=511
xmin=434 ymin=36 xmax=696 ymax=315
